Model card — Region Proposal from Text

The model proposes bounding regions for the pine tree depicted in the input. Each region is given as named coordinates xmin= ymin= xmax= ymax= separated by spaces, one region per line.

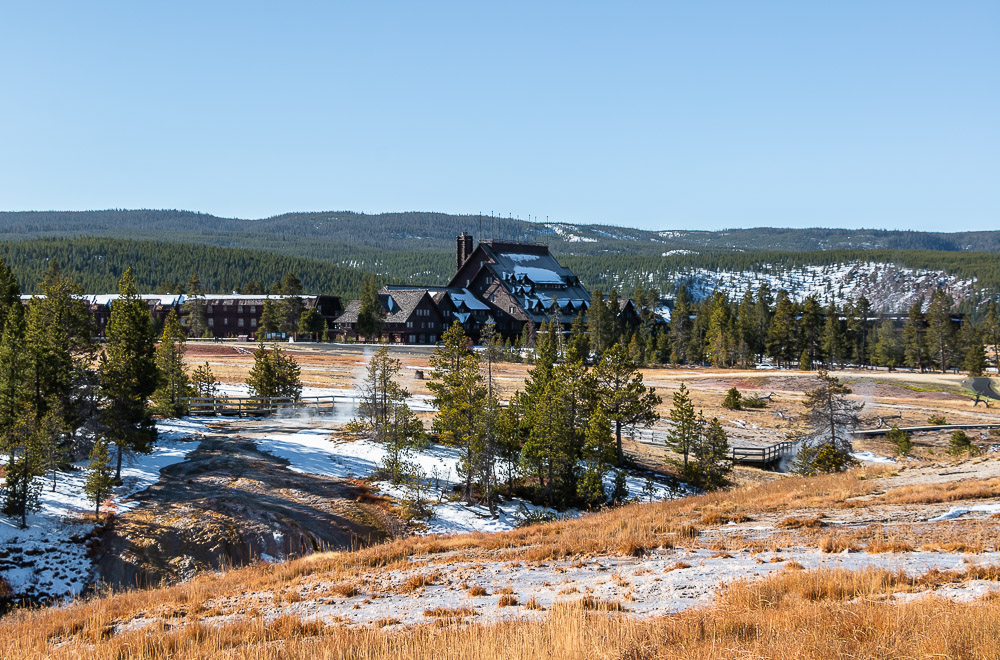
xmin=792 ymin=371 xmax=862 ymax=474
xmin=357 ymin=274 xmax=383 ymax=341
xmin=964 ymin=325 xmax=986 ymax=377
xmin=297 ymin=307 xmax=324 ymax=341
xmin=593 ymin=343 xmax=661 ymax=466
xmin=256 ymin=298 xmax=281 ymax=340
xmin=704 ymin=291 xmax=730 ymax=367
xmin=183 ymin=272 xmax=209 ymax=337
xmin=667 ymin=383 xmax=697 ymax=472
xmin=799 ymin=295 xmax=823 ymax=365
xmin=903 ymin=300 xmax=928 ymax=372
xmin=98 ymin=268 xmax=158 ymax=482
xmin=984 ymin=300 xmax=1000 ymax=374
xmin=192 ymin=362 xmax=218 ymax=397
xmin=766 ymin=290 xmax=797 ymax=367
xmin=669 ymin=286 xmax=692 ymax=364
xmin=690 ymin=415 xmax=731 ymax=490
xmin=277 ymin=273 xmax=305 ymax=337
xmin=567 ymin=312 xmax=590 ymax=363
xmin=926 ymin=290 xmax=955 ymax=372
xmin=873 ymin=318 xmax=903 ymax=371
xmin=429 ymin=323 xmax=486 ymax=502
xmin=246 ymin=342 xmax=302 ymax=400
xmin=577 ymin=407 xmax=614 ymax=509
xmin=821 ymin=302 xmax=842 ymax=368
xmin=84 ymin=439 xmax=115 ymax=522
xmin=152 ymin=309 xmax=193 ymax=417
xmin=520 ymin=379 xmax=575 ymax=506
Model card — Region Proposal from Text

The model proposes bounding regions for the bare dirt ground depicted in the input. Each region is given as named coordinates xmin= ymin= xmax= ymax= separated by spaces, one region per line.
xmin=96 ymin=423 xmax=405 ymax=590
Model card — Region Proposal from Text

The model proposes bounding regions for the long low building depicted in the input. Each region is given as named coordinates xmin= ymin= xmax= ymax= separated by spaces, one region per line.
xmin=23 ymin=293 xmax=344 ymax=339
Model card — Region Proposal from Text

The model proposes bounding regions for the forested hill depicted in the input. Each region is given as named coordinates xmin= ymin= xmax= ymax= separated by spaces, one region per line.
xmin=2 ymin=209 xmax=1000 ymax=257
xmin=0 ymin=238 xmax=383 ymax=298
xmin=3 ymin=237 xmax=1000 ymax=315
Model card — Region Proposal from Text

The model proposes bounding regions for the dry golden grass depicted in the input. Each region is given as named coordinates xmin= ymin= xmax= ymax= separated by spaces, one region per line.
xmin=777 ymin=515 xmax=825 ymax=529
xmin=466 ymin=585 xmax=488 ymax=597
xmin=877 ymin=477 xmax=1000 ymax=505
xmin=9 ymin=566 xmax=1000 ymax=659
xmin=497 ymin=594 xmax=518 ymax=607
xmin=423 ymin=607 xmax=476 ymax=618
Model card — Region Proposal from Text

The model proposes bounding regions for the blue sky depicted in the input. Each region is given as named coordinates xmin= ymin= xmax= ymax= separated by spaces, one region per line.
xmin=0 ymin=1 xmax=996 ymax=231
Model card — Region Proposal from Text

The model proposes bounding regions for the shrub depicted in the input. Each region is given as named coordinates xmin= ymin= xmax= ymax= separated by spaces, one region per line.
xmin=948 ymin=430 xmax=979 ymax=456
xmin=886 ymin=426 xmax=912 ymax=456
xmin=928 ymin=414 xmax=948 ymax=425
xmin=722 ymin=387 xmax=742 ymax=410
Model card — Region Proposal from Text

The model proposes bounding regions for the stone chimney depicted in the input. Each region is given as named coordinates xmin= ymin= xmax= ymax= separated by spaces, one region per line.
xmin=457 ymin=232 xmax=473 ymax=271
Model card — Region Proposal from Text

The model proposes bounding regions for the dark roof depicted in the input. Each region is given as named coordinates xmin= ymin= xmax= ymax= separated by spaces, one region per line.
xmin=336 ymin=289 xmax=435 ymax=325
xmin=476 ymin=242 xmax=591 ymax=323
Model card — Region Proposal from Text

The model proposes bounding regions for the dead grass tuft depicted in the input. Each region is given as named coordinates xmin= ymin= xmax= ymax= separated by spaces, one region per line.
xmin=777 ymin=515 xmax=824 ymax=529
xmin=497 ymin=594 xmax=519 ymax=607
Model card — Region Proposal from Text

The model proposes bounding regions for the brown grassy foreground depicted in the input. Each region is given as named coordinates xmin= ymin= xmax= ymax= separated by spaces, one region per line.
xmin=3 ymin=566 xmax=1000 ymax=658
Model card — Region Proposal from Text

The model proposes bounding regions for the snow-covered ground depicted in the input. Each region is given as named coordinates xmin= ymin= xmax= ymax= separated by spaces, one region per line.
xmin=674 ymin=263 xmax=975 ymax=312
xmin=251 ymin=424 xmax=688 ymax=535
xmin=0 ymin=418 xmax=210 ymax=600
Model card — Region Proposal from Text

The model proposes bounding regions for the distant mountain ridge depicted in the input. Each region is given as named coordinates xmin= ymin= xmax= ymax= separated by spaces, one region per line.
xmin=1 ymin=209 xmax=999 ymax=255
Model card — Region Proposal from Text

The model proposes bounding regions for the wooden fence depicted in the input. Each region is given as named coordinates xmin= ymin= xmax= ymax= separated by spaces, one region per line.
xmin=178 ymin=395 xmax=336 ymax=417
xmin=625 ymin=426 xmax=794 ymax=467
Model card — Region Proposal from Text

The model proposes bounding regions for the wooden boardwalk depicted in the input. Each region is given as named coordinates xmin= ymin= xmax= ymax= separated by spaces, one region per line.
xmin=626 ymin=427 xmax=794 ymax=467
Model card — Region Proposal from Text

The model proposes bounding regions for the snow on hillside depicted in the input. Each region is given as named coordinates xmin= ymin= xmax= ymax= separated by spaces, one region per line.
xmin=253 ymin=425 xmax=687 ymax=536
xmin=675 ymin=262 xmax=976 ymax=311
xmin=0 ymin=419 xmax=209 ymax=602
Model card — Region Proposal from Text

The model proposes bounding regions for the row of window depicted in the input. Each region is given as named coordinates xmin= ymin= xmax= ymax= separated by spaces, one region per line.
xmin=207 ymin=317 xmax=257 ymax=327
xmin=205 ymin=305 xmax=257 ymax=314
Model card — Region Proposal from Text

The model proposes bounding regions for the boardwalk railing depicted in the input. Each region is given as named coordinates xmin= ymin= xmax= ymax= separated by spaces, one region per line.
xmin=854 ymin=423 xmax=1000 ymax=438
xmin=624 ymin=427 xmax=795 ymax=467
xmin=178 ymin=395 xmax=336 ymax=417
xmin=729 ymin=441 xmax=794 ymax=465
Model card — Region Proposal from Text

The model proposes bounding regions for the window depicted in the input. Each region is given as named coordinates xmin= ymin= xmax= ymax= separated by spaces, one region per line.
xmin=407 ymin=321 xmax=413 ymax=328
xmin=251 ymin=318 xmax=257 ymax=327
xmin=206 ymin=305 xmax=213 ymax=313
xmin=208 ymin=318 xmax=214 ymax=327
xmin=224 ymin=318 xmax=228 ymax=325
xmin=238 ymin=318 xmax=244 ymax=327
xmin=250 ymin=305 xmax=256 ymax=313
xmin=409 ymin=334 xmax=416 ymax=343
xmin=509 ymin=307 xmax=514 ymax=314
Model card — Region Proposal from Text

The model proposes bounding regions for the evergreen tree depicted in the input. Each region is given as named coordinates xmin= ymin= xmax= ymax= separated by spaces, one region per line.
xmin=593 ymin=343 xmax=661 ymax=466
xmin=277 ymin=273 xmax=305 ymax=337
xmin=152 ymin=309 xmax=193 ymax=417
xmin=669 ymin=286 xmax=692 ymax=364
xmin=0 ymin=257 xmax=22 ymax=335
xmin=799 ymin=295 xmax=823 ymax=365
xmin=792 ymin=371 xmax=862 ymax=474
xmin=567 ymin=311 xmax=590 ymax=363
xmin=903 ymin=299 xmax=928 ymax=372
xmin=690 ymin=415 xmax=731 ymax=490
xmin=577 ymin=407 xmax=614 ymax=509
xmin=873 ymin=318 xmax=902 ymax=370
xmin=84 ymin=439 xmax=115 ymax=522
xmin=704 ymin=291 xmax=730 ymax=367
xmin=886 ymin=425 xmax=912 ymax=456
xmin=98 ymin=268 xmax=158 ymax=482
xmin=429 ymin=323 xmax=486 ymax=502
xmin=766 ymin=290 xmax=797 ymax=367
xmin=722 ymin=387 xmax=742 ymax=410
xmin=821 ymin=302 xmax=842 ymax=368
xmin=297 ymin=307 xmax=325 ymax=341
xmin=520 ymin=378 xmax=575 ymax=506
xmin=926 ymin=290 xmax=956 ymax=372
xmin=256 ymin=298 xmax=281 ymax=340
xmin=667 ymin=383 xmax=698 ymax=472
xmin=984 ymin=300 xmax=1000 ymax=373
xmin=246 ymin=342 xmax=302 ymax=400
xmin=192 ymin=362 xmax=219 ymax=397
xmin=357 ymin=274 xmax=384 ymax=341
xmin=183 ymin=272 xmax=209 ymax=337
xmin=964 ymin=324 xmax=986 ymax=376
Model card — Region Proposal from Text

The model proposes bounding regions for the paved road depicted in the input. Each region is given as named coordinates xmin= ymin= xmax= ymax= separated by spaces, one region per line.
xmin=966 ymin=377 xmax=1000 ymax=401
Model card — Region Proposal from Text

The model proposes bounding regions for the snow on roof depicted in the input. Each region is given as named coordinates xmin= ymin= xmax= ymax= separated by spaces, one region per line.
xmin=449 ymin=289 xmax=490 ymax=311
xmin=513 ymin=266 xmax=564 ymax=285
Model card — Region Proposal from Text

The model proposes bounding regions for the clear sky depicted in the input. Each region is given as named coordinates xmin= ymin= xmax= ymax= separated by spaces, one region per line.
xmin=0 ymin=1 xmax=997 ymax=231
